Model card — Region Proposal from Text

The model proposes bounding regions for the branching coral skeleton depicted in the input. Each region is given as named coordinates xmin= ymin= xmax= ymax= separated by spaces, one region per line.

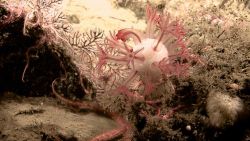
xmin=20 ymin=0 xmax=103 ymax=82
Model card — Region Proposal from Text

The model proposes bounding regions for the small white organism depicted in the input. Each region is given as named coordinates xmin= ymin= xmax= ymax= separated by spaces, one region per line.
xmin=206 ymin=90 xmax=244 ymax=128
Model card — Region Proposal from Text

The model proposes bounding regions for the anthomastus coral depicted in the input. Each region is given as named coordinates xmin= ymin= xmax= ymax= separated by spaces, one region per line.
xmin=97 ymin=4 xmax=192 ymax=99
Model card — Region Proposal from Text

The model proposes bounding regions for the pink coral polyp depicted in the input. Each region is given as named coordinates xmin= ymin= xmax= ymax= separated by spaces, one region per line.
xmin=97 ymin=4 xmax=190 ymax=84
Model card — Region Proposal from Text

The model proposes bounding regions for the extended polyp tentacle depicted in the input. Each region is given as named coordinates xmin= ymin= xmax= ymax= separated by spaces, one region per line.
xmin=145 ymin=3 xmax=159 ymax=38
xmin=116 ymin=28 xmax=143 ymax=44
